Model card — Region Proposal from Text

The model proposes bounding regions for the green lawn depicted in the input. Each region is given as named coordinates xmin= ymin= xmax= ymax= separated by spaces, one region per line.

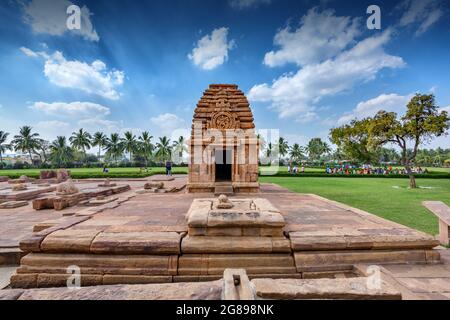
xmin=0 ymin=167 xmax=188 ymax=178
xmin=261 ymin=176 xmax=450 ymax=235
xmin=260 ymin=166 xmax=450 ymax=174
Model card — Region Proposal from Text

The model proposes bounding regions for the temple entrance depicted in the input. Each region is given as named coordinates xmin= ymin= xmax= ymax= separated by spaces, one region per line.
xmin=215 ymin=149 xmax=232 ymax=182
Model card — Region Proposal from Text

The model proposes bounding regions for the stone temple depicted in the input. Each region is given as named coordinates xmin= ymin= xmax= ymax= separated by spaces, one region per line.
xmin=187 ymin=84 xmax=259 ymax=194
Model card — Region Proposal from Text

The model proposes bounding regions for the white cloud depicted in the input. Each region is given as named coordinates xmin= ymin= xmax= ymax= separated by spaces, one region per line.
xmin=20 ymin=46 xmax=39 ymax=58
xmin=30 ymin=101 xmax=110 ymax=117
xmin=150 ymin=113 xmax=187 ymax=135
xmin=33 ymin=120 xmax=72 ymax=141
xmin=77 ymin=118 xmax=122 ymax=133
xmin=337 ymin=93 xmax=413 ymax=126
xmin=21 ymin=48 xmax=124 ymax=100
xmin=399 ymin=0 xmax=444 ymax=36
xmin=22 ymin=0 xmax=99 ymax=41
xmin=441 ymin=106 xmax=450 ymax=113
xmin=229 ymin=0 xmax=271 ymax=10
xmin=264 ymin=8 xmax=361 ymax=67
xmin=188 ymin=27 xmax=235 ymax=70
xmin=249 ymin=28 xmax=405 ymax=123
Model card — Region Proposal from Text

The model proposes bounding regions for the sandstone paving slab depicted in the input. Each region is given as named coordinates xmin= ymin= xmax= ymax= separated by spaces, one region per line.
xmin=6 ymin=280 xmax=223 ymax=300
xmin=19 ymin=253 xmax=178 ymax=274
xmin=181 ymin=235 xmax=290 ymax=254
xmin=179 ymin=253 xmax=296 ymax=276
xmin=382 ymin=264 xmax=450 ymax=278
xmin=293 ymin=250 xmax=434 ymax=272
xmin=40 ymin=228 xmax=103 ymax=253
xmin=19 ymin=216 xmax=91 ymax=253
xmin=0 ymin=201 xmax=28 ymax=209
xmin=90 ymin=231 xmax=181 ymax=254
xmin=252 ymin=277 xmax=401 ymax=300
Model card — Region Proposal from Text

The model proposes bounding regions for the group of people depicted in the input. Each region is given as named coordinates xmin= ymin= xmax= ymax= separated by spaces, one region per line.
xmin=287 ymin=164 xmax=305 ymax=174
xmin=325 ymin=164 xmax=428 ymax=176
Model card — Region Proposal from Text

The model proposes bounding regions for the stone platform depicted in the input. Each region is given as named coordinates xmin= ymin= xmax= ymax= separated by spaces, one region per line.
xmin=1 ymin=268 xmax=402 ymax=300
xmin=8 ymin=182 xmax=443 ymax=289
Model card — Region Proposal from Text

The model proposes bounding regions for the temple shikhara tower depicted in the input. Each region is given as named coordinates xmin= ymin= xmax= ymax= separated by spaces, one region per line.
xmin=187 ymin=84 xmax=259 ymax=194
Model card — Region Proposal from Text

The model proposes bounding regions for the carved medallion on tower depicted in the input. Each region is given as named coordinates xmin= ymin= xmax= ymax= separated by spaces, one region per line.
xmin=211 ymin=111 xmax=236 ymax=130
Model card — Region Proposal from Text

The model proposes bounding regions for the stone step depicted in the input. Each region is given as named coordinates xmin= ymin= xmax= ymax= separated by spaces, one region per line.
xmin=214 ymin=184 xmax=234 ymax=196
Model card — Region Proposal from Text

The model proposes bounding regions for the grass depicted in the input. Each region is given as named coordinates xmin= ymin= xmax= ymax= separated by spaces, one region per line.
xmin=0 ymin=167 xmax=189 ymax=178
xmin=260 ymin=176 xmax=450 ymax=235
xmin=260 ymin=166 xmax=450 ymax=174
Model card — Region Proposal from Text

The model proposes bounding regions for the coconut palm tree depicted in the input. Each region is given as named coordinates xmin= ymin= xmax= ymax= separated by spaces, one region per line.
xmin=92 ymin=132 xmax=108 ymax=158
xmin=256 ymin=133 xmax=266 ymax=155
xmin=11 ymin=126 xmax=41 ymax=165
xmin=277 ymin=137 xmax=289 ymax=159
xmin=105 ymin=133 xmax=124 ymax=163
xmin=69 ymin=129 xmax=92 ymax=163
xmin=138 ymin=131 xmax=154 ymax=167
xmin=50 ymin=136 xmax=73 ymax=168
xmin=0 ymin=131 xmax=11 ymax=166
xmin=172 ymin=136 xmax=187 ymax=158
xmin=289 ymin=143 xmax=305 ymax=163
xmin=122 ymin=131 xmax=137 ymax=162
xmin=155 ymin=136 xmax=172 ymax=162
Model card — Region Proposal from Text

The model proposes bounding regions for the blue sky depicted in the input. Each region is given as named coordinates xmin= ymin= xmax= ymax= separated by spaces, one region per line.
xmin=1 ymin=0 xmax=449 ymax=150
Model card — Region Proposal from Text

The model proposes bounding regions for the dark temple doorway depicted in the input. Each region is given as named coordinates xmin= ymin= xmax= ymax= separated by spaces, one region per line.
xmin=215 ymin=149 xmax=232 ymax=182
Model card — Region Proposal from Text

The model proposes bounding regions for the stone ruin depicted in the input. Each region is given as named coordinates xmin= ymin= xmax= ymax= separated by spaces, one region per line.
xmin=8 ymin=175 xmax=34 ymax=184
xmin=12 ymin=183 xmax=27 ymax=191
xmin=56 ymin=179 xmax=79 ymax=196
xmin=98 ymin=178 xmax=117 ymax=188
xmin=39 ymin=169 xmax=71 ymax=183
xmin=187 ymin=84 xmax=259 ymax=194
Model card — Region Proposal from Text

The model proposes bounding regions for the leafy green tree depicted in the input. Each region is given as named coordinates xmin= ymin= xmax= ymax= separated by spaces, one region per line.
xmin=0 ymin=131 xmax=11 ymax=166
xmin=50 ymin=136 xmax=73 ymax=168
xmin=306 ymin=138 xmax=331 ymax=162
xmin=368 ymin=94 xmax=449 ymax=188
xmin=138 ymin=131 xmax=154 ymax=167
xmin=330 ymin=119 xmax=379 ymax=164
xmin=69 ymin=129 xmax=92 ymax=163
xmin=11 ymin=126 xmax=41 ymax=165
xmin=105 ymin=133 xmax=124 ymax=163
xmin=122 ymin=131 xmax=137 ymax=161
xmin=155 ymin=136 xmax=172 ymax=162
xmin=92 ymin=132 xmax=108 ymax=158
xmin=289 ymin=143 xmax=304 ymax=163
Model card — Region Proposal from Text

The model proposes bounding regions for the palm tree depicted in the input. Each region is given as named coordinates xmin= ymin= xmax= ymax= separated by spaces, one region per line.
xmin=122 ymin=131 xmax=137 ymax=162
xmin=266 ymin=142 xmax=274 ymax=158
xmin=11 ymin=126 xmax=41 ymax=165
xmin=277 ymin=137 xmax=289 ymax=159
xmin=92 ymin=132 xmax=107 ymax=158
xmin=256 ymin=133 xmax=266 ymax=156
xmin=105 ymin=133 xmax=124 ymax=163
xmin=50 ymin=136 xmax=73 ymax=168
xmin=0 ymin=131 xmax=11 ymax=166
xmin=172 ymin=136 xmax=187 ymax=158
xmin=289 ymin=143 xmax=304 ymax=163
xmin=69 ymin=129 xmax=92 ymax=163
xmin=155 ymin=136 xmax=172 ymax=162
xmin=138 ymin=131 xmax=154 ymax=167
